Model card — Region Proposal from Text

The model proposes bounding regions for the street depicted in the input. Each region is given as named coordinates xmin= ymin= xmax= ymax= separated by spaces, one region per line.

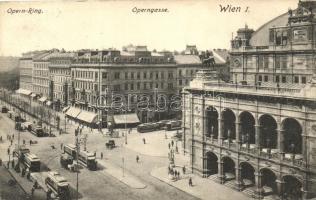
xmin=0 ymin=101 xmax=199 ymax=200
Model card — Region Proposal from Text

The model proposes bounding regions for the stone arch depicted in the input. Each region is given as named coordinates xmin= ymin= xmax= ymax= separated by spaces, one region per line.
xmin=282 ymin=175 xmax=303 ymax=200
xmin=240 ymin=162 xmax=256 ymax=187
xmin=205 ymin=151 xmax=218 ymax=176
xmin=222 ymin=156 xmax=236 ymax=181
xmin=239 ymin=111 xmax=256 ymax=144
xmin=281 ymin=118 xmax=303 ymax=154
xmin=221 ymin=108 xmax=236 ymax=141
xmin=259 ymin=114 xmax=278 ymax=149
xmin=205 ymin=106 xmax=219 ymax=138
xmin=260 ymin=168 xmax=277 ymax=196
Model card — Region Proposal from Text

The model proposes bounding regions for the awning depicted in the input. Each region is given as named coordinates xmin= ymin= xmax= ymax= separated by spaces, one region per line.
xmin=16 ymin=88 xmax=32 ymax=96
xmin=31 ymin=93 xmax=37 ymax=98
xmin=38 ymin=96 xmax=47 ymax=102
xmin=113 ymin=113 xmax=140 ymax=124
xmin=65 ymin=107 xmax=81 ymax=118
xmin=62 ymin=106 xmax=70 ymax=113
xmin=76 ymin=110 xmax=98 ymax=124
xmin=46 ymin=101 xmax=52 ymax=106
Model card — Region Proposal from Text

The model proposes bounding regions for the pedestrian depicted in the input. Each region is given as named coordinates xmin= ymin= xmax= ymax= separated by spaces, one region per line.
xmin=171 ymin=140 xmax=174 ymax=147
xmin=0 ymin=136 xmax=2 ymax=142
xmin=101 ymin=152 xmax=103 ymax=159
xmin=136 ymin=155 xmax=139 ymax=163
xmin=142 ymin=138 xmax=146 ymax=144
xmin=168 ymin=143 xmax=171 ymax=149
xmin=182 ymin=166 xmax=186 ymax=175
xmin=30 ymin=140 xmax=32 ymax=146
xmin=94 ymin=151 xmax=96 ymax=157
xmin=12 ymin=134 xmax=14 ymax=140
xmin=175 ymin=146 xmax=179 ymax=153
xmin=12 ymin=160 xmax=15 ymax=169
xmin=10 ymin=140 xmax=13 ymax=146
xmin=0 ymin=158 xmax=2 ymax=166
xmin=168 ymin=166 xmax=171 ymax=174
xmin=189 ymin=177 xmax=193 ymax=186
xmin=31 ymin=187 xmax=35 ymax=197
xmin=23 ymin=139 xmax=25 ymax=145
xmin=174 ymin=170 xmax=177 ymax=179
xmin=60 ymin=143 xmax=63 ymax=150
xmin=7 ymin=148 xmax=10 ymax=155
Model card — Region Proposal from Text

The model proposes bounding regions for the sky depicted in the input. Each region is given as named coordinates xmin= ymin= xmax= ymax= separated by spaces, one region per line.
xmin=0 ymin=0 xmax=298 ymax=57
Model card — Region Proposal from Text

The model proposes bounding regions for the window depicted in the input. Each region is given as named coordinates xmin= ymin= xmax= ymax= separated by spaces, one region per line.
xmin=294 ymin=76 xmax=299 ymax=83
xmin=282 ymin=76 xmax=286 ymax=83
xmin=102 ymin=72 xmax=107 ymax=79
xmin=130 ymin=83 xmax=134 ymax=90
xmin=156 ymin=72 xmax=159 ymax=80
xmin=179 ymin=70 xmax=182 ymax=76
xmin=115 ymin=72 xmax=120 ymax=79
xmin=137 ymin=72 xmax=140 ymax=79
xmin=161 ymin=82 xmax=164 ymax=89
xmin=137 ymin=82 xmax=140 ymax=90
xmin=186 ymin=79 xmax=189 ymax=85
xmin=125 ymin=83 xmax=128 ymax=90
xmin=264 ymin=75 xmax=268 ymax=82
xmin=275 ymin=56 xmax=281 ymax=69
xmin=258 ymin=75 xmax=262 ymax=82
xmin=264 ymin=57 xmax=269 ymax=69
xmin=302 ymin=76 xmax=306 ymax=84
xmin=179 ymin=79 xmax=182 ymax=85
xmin=155 ymin=83 xmax=159 ymax=88
xmin=102 ymin=85 xmax=107 ymax=91
xmin=131 ymin=72 xmax=134 ymax=79
xmin=114 ymin=85 xmax=120 ymax=91
xmin=150 ymin=82 xmax=153 ymax=89
xmin=143 ymin=72 xmax=147 ymax=79
xmin=161 ymin=72 xmax=164 ymax=79
xmin=276 ymin=75 xmax=280 ymax=83
xmin=258 ymin=56 xmax=263 ymax=68
xmin=143 ymin=83 xmax=147 ymax=90
xmin=125 ymin=72 xmax=128 ymax=79
xmin=168 ymin=83 xmax=173 ymax=89
xmin=281 ymin=57 xmax=287 ymax=69
xmin=150 ymin=72 xmax=153 ymax=79
xmin=168 ymin=72 xmax=173 ymax=79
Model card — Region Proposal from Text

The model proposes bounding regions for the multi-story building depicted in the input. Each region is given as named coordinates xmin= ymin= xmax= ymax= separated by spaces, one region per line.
xmin=182 ymin=1 xmax=316 ymax=200
xmin=48 ymin=52 xmax=75 ymax=110
xmin=32 ymin=52 xmax=53 ymax=98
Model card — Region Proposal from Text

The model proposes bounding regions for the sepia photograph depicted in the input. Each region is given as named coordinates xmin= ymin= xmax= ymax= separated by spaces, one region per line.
xmin=0 ymin=0 xmax=315 ymax=199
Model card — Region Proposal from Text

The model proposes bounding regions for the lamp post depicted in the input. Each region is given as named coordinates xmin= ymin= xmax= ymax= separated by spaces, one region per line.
xmin=75 ymin=128 xmax=80 ymax=200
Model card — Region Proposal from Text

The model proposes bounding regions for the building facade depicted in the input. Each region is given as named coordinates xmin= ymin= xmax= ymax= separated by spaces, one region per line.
xmin=182 ymin=1 xmax=316 ymax=200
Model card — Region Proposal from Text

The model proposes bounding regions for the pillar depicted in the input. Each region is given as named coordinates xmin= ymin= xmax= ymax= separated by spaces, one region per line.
xmin=277 ymin=122 xmax=285 ymax=160
xmin=218 ymin=117 xmax=223 ymax=146
xmin=235 ymin=121 xmax=241 ymax=146
xmin=203 ymin=110 xmax=207 ymax=140
xmin=254 ymin=172 xmax=263 ymax=199
xmin=276 ymin=179 xmax=284 ymax=199
xmin=234 ymin=165 xmax=242 ymax=191
xmin=255 ymin=123 xmax=261 ymax=151
xmin=217 ymin=158 xmax=224 ymax=184
xmin=202 ymin=155 xmax=208 ymax=178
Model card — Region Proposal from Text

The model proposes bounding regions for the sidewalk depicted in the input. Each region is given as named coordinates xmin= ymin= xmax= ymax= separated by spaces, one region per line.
xmin=98 ymin=159 xmax=147 ymax=189
xmin=0 ymin=166 xmax=27 ymax=200
xmin=151 ymin=167 xmax=252 ymax=200
xmin=3 ymin=163 xmax=46 ymax=200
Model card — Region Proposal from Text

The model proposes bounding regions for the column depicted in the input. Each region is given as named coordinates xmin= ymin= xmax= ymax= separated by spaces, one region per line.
xmin=218 ymin=116 xmax=223 ymax=146
xmin=234 ymin=165 xmax=242 ymax=191
xmin=203 ymin=110 xmax=207 ymax=140
xmin=235 ymin=121 xmax=241 ymax=146
xmin=277 ymin=122 xmax=285 ymax=160
xmin=255 ymin=123 xmax=261 ymax=151
xmin=217 ymin=158 xmax=224 ymax=184
xmin=202 ymin=155 xmax=208 ymax=178
xmin=254 ymin=172 xmax=263 ymax=199
xmin=276 ymin=179 xmax=284 ymax=199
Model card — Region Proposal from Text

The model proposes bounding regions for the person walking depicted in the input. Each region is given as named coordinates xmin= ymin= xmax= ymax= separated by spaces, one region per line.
xmin=182 ymin=166 xmax=186 ymax=175
xmin=10 ymin=139 xmax=13 ymax=146
xmin=30 ymin=140 xmax=32 ymax=146
xmin=142 ymin=138 xmax=146 ymax=144
xmin=31 ymin=187 xmax=35 ymax=197
xmin=168 ymin=143 xmax=171 ymax=149
xmin=101 ymin=152 xmax=103 ymax=159
xmin=7 ymin=148 xmax=10 ymax=155
xmin=136 ymin=155 xmax=139 ymax=163
xmin=23 ymin=139 xmax=25 ymax=145
xmin=189 ymin=177 xmax=193 ymax=186
xmin=60 ymin=143 xmax=63 ymax=150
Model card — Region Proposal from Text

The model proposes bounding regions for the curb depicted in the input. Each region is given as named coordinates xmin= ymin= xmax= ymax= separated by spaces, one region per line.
xmin=2 ymin=164 xmax=28 ymax=196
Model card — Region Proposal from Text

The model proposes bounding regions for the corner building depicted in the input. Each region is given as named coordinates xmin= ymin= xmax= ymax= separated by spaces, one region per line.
xmin=182 ymin=1 xmax=316 ymax=199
